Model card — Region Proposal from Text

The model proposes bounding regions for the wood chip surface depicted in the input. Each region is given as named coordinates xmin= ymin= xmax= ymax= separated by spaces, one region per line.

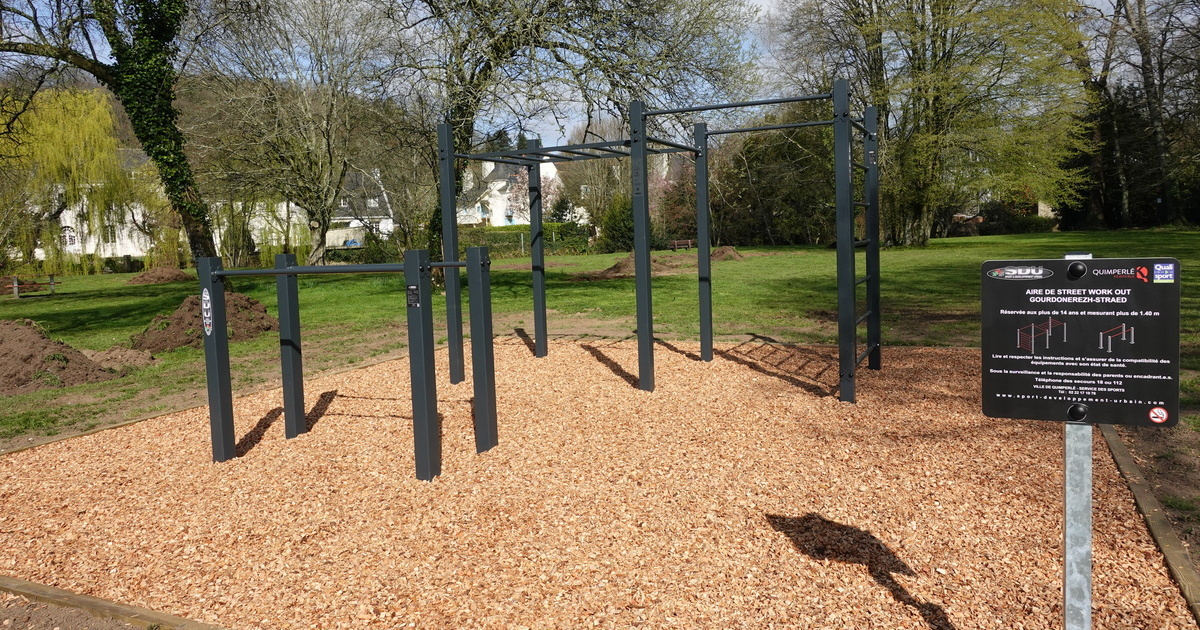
xmin=0 ymin=340 xmax=1193 ymax=629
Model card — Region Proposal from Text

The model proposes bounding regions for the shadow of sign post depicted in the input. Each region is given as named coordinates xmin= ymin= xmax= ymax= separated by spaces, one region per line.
xmin=767 ymin=513 xmax=956 ymax=630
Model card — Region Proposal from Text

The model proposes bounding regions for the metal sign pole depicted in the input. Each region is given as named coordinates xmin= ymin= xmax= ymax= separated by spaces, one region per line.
xmin=1063 ymin=251 xmax=1093 ymax=630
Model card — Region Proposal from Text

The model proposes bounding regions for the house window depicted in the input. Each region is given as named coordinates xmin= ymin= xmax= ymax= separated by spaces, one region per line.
xmin=102 ymin=225 xmax=118 ymax=244
xmin=367 ymin=198 xmax=379 ymax=209
xmin=340 ymin=198 xmax=349 ymax=208
xmin=61 ymin=226 xmax=77 ymax=246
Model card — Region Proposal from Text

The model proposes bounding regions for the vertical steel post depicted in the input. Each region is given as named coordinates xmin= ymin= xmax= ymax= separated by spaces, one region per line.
xmin=405 ymin=249 xmax=441 ymax=481
xmin=863 ymin=105 xmax=882 ymax=371
xmin=695 ymin=123 xmax=713 ymax=362
xmin=528 ymin=140 xmax=548 ymax=358
xmin=438 ymin=123 xmax=465 ymax=384
xmin=1063 ymin=251 xmax=1093 ymax=630
xmin=467 ymin=247 xmax=498 ymax=453
xmin=630 ymin=100 xmax=655 ymax=391
xmin=276 ymin=254 xmax=306 ymax=439
xmin=1064 ymin=421 xmax=1093 ymax=629
xmin=833 ymin=78 xmax=856 ymax=402
xmin=198 ymin=257 xmax=236 ymax=462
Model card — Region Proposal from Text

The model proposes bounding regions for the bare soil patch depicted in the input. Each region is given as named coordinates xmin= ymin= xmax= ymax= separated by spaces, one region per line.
xmin=571 ymin=252 xmax=700 ymax=280
xmin=131 ymin=292 xmax=277 ymax=353
xmin=711 ymin=245 xmax=745 ymax=261
xmin=0 ymin=319 xmax=116 ymax=396
xmin=0 ymin=342 xmax=1192 ymax=629
xmin=126 ymin=266 xmax=194 ymax=285
xmin=80 ymin=347 xmax=156 ymax=373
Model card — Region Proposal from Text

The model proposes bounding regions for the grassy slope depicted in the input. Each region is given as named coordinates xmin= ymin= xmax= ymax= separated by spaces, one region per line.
xmin=1 ymin=230 xmax=1196 ymax=439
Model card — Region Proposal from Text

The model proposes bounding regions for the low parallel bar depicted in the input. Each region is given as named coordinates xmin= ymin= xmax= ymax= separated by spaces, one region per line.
xmin=708 ymin=119 xmax=835 ymax=136
xmin=213 ymin=262 xmax=466 ymax=279
xmin=646 ymin=92 xmax=832 ymax=116
xmin=216 ymin=263 xmax=406 ymax=277
xmin=647 ymin=136 xmax=701 ymax=153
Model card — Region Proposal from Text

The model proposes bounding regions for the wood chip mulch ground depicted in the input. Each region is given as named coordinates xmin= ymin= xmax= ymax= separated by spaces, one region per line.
xmin=0 ymin=340 xmax=1193 ymax=629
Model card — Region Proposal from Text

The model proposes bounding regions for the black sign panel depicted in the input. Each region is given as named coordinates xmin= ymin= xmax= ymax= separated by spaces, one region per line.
xmin=981 ymin=258 xmax=1180 ymax=427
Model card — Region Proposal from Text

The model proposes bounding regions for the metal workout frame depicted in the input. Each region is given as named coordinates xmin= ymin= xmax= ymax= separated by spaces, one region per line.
xmin=198 ymin=248 xmax=497 ymax=481
xmin=437 ymin=78 xmax=881 ymax=402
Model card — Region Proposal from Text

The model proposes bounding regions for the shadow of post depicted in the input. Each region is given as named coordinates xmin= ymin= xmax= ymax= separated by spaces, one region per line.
xmin=766 ymin=513 xmax=956 ymax=630
xmin=654 ymin=339 xmax=702 ymax=361
xmin=236 ymin=408 xmax=282 ymax=456
xmin=306 ymin=390 xmax=339 ymax=431
xmin=580 ymin=343 xmax=639 ymax=389
xmin=513 ymin=328 xmax=537 ymax=355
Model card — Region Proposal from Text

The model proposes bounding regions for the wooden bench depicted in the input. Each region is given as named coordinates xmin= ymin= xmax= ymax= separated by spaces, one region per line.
xmin=3 ymin=275 xmax=59 ymax=298
xmin=669 ymin=239 xmax=694 ymax=251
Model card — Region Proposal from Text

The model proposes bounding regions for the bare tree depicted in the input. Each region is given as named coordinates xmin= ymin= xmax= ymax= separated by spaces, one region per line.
xmin=185 ymin=0 xmax=388 ymax=264
xmin=376 ymin=0 xmax=757 ymax=248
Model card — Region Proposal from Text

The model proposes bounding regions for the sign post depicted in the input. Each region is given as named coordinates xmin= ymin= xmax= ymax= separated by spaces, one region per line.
xmin=981 ymin=255 xmax=1181 ymax=630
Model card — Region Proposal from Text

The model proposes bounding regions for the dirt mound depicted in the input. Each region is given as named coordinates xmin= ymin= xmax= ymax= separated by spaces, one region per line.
xmin=81 ymin=347 xmax=157 ymax=372
xmin=127 ymin=267 xmax=194 ymax=285
xmin=0 ymin=319 xmax=116 ymax=395
xmin=131 ymin=292 xmax=278 ymax=353
xmin=711 ymin=246 xmax=745 ymax=261
xmin=581 ymin=253 xmax=673 ymax=279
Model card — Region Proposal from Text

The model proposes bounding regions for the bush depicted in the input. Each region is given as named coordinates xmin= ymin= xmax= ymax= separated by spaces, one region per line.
xmin=978 ymin=201 xmax=1058 ymax=235
xmin=459 ymin=222 xmax=591 ymax=258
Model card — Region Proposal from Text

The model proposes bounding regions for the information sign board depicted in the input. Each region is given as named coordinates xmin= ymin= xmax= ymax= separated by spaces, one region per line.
xmin=981 ymin=258 xmax=1180 ymax=426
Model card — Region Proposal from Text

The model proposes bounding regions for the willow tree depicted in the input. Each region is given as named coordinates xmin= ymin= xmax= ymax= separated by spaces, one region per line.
xmin=1 ymin=0 xmax=219 ymax=260
xmin=778 ymin=0 xmax=1090 ymax=244
xmin=0 ymin=89 xmax=126 ymax=270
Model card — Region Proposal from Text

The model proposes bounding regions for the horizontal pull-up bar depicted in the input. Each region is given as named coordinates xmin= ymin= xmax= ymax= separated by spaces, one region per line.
xmin=708 ymin=119 xmax=835 ymax=136
xmin=213 ymin=261 xmax=467 ymax=278
xmin=645 ymin=92 xmax=833 ymax=117
xmin=647 ymin=136 xmax=701 ymax=153
xmin=457 ymin=139 xmax=632 ymax=164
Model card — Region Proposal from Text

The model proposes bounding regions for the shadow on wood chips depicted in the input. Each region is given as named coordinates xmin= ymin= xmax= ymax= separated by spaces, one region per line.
xmin=767 ymin=513 xmax=957 ymax=630
xmin=235 ymin=390 xmax=339 ymax=456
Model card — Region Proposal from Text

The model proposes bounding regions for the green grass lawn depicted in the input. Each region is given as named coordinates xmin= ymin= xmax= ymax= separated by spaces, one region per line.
xmin=1 ymin=229 xmax=1196 ymax=440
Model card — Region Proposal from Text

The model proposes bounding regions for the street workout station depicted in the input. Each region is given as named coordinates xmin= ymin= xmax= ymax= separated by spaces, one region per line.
xmin=196 ymin=79 xmax=884 ymax=479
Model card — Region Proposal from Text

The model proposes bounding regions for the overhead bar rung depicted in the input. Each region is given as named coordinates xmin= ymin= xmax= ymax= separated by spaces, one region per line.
xmin=855 ymin=274 xmax=872 ymax=286
xmin=708 ymin=119 xmax=836 ymax=136
xmin=856 ymin=342 xmax=879 ymax=366
xmin=854 ymin=239 xmax=872 ymax=248
xmin=645 ymin=93 xmax=833 ymax=117
xmin=856 ymin=310 xmax=873 ymax=326
xmin=646 ymin=136 xmax=701 ymax=153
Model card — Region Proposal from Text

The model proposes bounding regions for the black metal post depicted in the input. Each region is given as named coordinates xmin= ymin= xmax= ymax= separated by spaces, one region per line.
xmin=629 ymin=100 xmax=655 ymax=391
xmin=695 ymin=123 xmax=713 ymax=362
xmin=528 ymin=140 xmax=548 ymax=358
xmin=833 ymin=78 xmax=857 ymax=403
xmin=467 ymin=247 xmax=498 ymax=453
xmin=276 ymin=253 xmax=306 ymax=439
xmin=438 ymin=122 xmax=465 ymax=384
xmin=864 ymin=105 xmax=882 ymax=371
xmin=198 ymin=257 xmax=236 ymax=462
xmin=405 ymin=249 xmax=441 ymax=481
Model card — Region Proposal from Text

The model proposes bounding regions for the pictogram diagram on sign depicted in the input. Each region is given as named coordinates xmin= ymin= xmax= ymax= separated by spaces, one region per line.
xmin=1099 ymin=323 xmax=1135 ymax=353
xmin=1017 ymin=317 xmax=1066 ymax=354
